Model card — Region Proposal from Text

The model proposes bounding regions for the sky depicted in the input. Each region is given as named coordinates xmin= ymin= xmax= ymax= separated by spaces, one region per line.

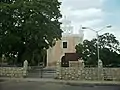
xmin=60 ymin=0 xmax=120 ymax=40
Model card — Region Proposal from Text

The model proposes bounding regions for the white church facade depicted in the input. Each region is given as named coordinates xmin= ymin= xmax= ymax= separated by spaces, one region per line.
xmin=47 ymin=17 xmax=84 ymax=66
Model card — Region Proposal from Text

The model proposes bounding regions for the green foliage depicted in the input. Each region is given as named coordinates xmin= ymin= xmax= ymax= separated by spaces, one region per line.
xmin=0 ymin=0 xmax=62 ymax=65
xmin=76 ymin=33 xmax=120 ymax=67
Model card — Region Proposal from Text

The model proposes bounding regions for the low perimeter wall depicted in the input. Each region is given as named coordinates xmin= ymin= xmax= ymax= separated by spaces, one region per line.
xmin=0 ymin=67 xmax=27 ymax=78
xmin=56 ymin=61 xmax=120 ymax=81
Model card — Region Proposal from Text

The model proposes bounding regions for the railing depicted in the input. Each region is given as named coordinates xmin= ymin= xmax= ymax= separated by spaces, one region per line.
xmin=27 ymin=66 xmax=56 ymax=78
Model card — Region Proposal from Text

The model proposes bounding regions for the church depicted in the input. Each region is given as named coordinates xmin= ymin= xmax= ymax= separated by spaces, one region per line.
xmin=47 ymin=17 xmax=84 ymax=67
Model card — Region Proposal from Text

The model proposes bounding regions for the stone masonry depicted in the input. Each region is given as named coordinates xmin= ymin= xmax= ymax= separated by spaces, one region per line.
xmin=56 ymin=61 xmax=120 ymax=81
xmin=0 ymin=67 xmax=27 ymax=78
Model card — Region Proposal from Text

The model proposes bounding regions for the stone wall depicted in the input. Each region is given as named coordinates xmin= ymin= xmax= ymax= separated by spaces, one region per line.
xmin=0 ymin=67 xmax=27 ymax=78
xmin=56 ymin=61 xmax=120 ymax=81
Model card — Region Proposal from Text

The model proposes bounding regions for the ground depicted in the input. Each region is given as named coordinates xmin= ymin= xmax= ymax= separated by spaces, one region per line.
xmin=0 ymin=80 xmax=120 ymax=90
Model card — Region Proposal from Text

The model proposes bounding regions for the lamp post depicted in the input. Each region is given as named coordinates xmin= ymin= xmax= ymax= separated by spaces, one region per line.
xmin=82 ymin=25 xmax=112 ymax=67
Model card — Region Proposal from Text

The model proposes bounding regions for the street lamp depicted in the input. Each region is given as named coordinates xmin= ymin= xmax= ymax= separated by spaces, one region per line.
xmin=82 ymin=25 xmax=112 ymax=67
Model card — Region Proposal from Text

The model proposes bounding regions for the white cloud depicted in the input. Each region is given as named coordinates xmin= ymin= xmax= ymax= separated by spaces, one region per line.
xmin=83 ymin=26 xmax=120 ymax=40
xmin=65 ymin=8 xmax=103 ymax=22
xmin=82 ymin=19 xmax=103 ymax=27
xmin=60 ymin=0 xmax=103 ymax=10
xmin=59 ymin=0 xmax=120 ymax=40
xmin=60 ymin=0 xmax=104 ymax=29
xmin=72 ymin=8 xmax=103 ymax=18
xmin=99 ymin=26 xmax=120 ymax=40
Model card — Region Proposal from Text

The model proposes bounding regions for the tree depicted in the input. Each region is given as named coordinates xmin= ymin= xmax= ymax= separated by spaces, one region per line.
xmin=75 ymin=33 xmax=120 ymax=67
xmin=0 ymin=0 xmax=62 ymax=65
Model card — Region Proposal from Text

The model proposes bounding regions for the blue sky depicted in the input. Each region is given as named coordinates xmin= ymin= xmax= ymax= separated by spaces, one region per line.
xmin=60 ymin=0 xmax=120 ymax=40
xmin=103 ymin=0 xmax=120 ymax=11
xmin=103 ymin=0 xmax=120 ymax=26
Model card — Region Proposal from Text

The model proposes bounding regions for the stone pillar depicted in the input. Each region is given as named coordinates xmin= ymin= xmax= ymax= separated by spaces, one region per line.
xmin=98 ymin=59 xmax=103 ymax=80
xmin=23 ymin=60 xmax=28 ymax=70
xmin=23 ymin=60 xmax=28 ymax=77
xmin=1 ymin=54 xmax=5 ymax=66
xmin=56 ymin=61 xmax=62 ymax=79
xmin=78 ymin=59 xmax=85 ymax=68
xmin=98 ymin=59 xmax=103 ymax=68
